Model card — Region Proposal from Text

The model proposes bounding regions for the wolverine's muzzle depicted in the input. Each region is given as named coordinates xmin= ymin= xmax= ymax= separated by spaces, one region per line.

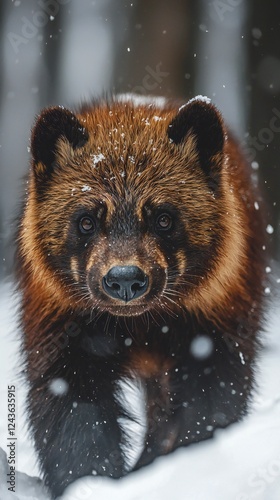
xmin=102 ymin=265 xmax=149 ymax=302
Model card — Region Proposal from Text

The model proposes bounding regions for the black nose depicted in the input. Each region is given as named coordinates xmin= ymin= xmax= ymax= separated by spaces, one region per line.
xmin=102 ymin=266 xmax=148 ymax=302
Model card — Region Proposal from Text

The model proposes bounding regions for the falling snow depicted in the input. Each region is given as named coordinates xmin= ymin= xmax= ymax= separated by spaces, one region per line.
xmin=48 ymin=378 xmax=69 ymax=396
xmin=161 ymin=325 xmax=169 ymax=333
xmin=266 ymin=224 xmax=274 ymax=234
xmin=190 ymin=335 xmax=214 ymax=360
xmin=251 ymin=161 xmax=259 ymax=170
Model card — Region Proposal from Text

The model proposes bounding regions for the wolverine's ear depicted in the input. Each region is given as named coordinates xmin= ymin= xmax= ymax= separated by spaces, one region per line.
xmin=167 ymin=97 xmax=225 ymax=176
xmin=31 ymin=106 xmax=89 ymax=178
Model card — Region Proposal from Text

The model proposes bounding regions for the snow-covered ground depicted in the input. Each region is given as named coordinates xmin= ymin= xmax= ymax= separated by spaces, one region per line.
xmin=0 ymin=279 xmax=280 ymax=500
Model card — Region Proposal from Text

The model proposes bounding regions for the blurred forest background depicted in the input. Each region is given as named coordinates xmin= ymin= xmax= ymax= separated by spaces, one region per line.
xmin=0 ymin=0 xmax=280 ymax=278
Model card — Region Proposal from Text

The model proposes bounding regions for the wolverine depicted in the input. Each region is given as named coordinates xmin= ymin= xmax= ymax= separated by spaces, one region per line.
xmin=16 ymin=95 xmax=267 ymax=498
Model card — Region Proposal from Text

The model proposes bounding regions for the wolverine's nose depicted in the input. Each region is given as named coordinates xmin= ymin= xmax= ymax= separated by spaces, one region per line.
xmin=102 ymin=266 xmax=148 ymax=302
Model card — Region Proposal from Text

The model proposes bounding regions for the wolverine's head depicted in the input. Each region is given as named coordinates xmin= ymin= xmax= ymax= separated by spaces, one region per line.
xmin=19 ymin=96 xmax=245 ymax=318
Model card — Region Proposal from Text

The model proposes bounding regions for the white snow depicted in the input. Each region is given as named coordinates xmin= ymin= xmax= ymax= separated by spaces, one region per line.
xmin=239 ymin=351 xmax=246 ymax=365
xmin=190 ymin=335 xmax=214 ymax=360
xmin=251 ymin=161 xmax=259 ymax=170
xmin=48 ymin=378 xmax=69 ymax=397
xmin=179 ymin=95 xmax=212 ymax=112
xmin=266 ymin=225 xmax=274 ymax=235
xmin=0 ymin=280 xmax=280 ymax=499
xmin=92 ymin=153 xmax=105 ymax=166
xmin=161 ymin=325 xmax=169 ymax=333
xmin=116 ymin=93 xmax=167 ymax=108
xmin=81 ymin=185 xmax=91 ymax=192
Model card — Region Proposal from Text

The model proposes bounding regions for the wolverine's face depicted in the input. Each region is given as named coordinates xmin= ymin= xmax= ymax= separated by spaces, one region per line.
xmin=62 ymin=196 xmax=180 ymax=317
xmin=23 ymin=98 xmax=227 ymax=317
xmin=36 ymin=166 xmax=213 ymax=318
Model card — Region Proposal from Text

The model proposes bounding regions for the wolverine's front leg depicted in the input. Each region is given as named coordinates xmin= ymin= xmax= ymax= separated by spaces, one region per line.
xmin=28 ymin=354 xmax=127 ymax=498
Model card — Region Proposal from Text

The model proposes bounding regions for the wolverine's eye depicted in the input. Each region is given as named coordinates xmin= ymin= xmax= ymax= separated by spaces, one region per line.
xmin=156 ymin=213 xmax=173 ymax=231
xmin=79 ymin=216 xmax=95 ymax=234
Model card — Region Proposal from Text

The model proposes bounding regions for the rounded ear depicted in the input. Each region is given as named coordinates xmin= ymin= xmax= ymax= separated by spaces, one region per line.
xmin=167 ymin=97 xmax=225 ymax=177
xmin=31 ymin=106 xmax=89 ymax=178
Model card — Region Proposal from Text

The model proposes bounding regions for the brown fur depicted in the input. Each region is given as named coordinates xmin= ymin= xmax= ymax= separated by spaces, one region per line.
xmin=16 ymin=95 xmax=267 ymax=498
xmin=19 ymin=101 xmax=264 ymax=332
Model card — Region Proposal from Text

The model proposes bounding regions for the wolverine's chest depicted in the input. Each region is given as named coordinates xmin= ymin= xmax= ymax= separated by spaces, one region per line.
xmin=65 ymin=316 xmax=250 ymax=473
xmin=79 ymin=323 xmax=188 ymax=464
xmin=114 ymin=349 xmax=183 ymax=470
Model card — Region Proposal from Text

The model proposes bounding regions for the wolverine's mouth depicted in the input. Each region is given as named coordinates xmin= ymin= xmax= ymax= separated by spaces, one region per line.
xmin=103 ymin=303 xmax=151 ymax=317
xmin=87 ymin=289 xmax=163 ymax=317
xmin=92 ymin=289 xmax=170 ymax=317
